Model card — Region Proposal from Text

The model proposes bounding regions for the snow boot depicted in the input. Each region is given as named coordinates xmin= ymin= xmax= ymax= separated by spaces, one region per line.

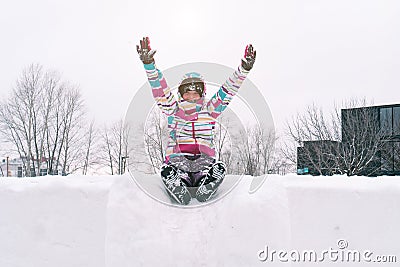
xmin=195 ymin=162 xmax=226 ymax=202
xmin=160 ymin=164 xmax=192 ymax=205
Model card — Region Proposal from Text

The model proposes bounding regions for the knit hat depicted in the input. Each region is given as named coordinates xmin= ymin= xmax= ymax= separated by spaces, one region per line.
xmin=178 ymin=72 xmax=205 ymax=97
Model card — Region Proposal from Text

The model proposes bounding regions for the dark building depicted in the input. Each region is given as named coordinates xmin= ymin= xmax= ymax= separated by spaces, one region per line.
xmin=378 ymin=104 xmax=400 ymax=175
xmin=297 ymin=103 xmax=400 ymax=176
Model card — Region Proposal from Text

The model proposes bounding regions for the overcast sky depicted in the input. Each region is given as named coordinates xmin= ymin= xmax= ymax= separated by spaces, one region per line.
xmin=1 ymin=0 xmax=399 ymax=134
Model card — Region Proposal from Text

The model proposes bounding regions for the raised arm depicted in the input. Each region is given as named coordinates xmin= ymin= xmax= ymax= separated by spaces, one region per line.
xmin=137 ymin=37 xmax=177 ymax=115
xmin=206 ymin=44 xmax=256 ymax=119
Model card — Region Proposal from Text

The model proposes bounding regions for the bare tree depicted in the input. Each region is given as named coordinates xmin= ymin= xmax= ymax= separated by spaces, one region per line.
xmin=267 ymin=136 xmax=296 ymax=175
xmin=82 ymin=119 xmax=96 ymax=175
xmin=234 ymin=124 xmax=276 ymax=176
xmin=0 ymin=64 xmax=47 ymax=176
xmin=279 ymin=139 xmax=298 ymax=168
xmin=283 ymin=103 xmax=342 ymax=175
xmin=58 ymin=87 xmax=85 ymax=174
xmin=100 ymin=119 xmax=132 ymax=175
xmin=259 ymin=129 xmax=277 ymax=175
xmin=285 ymin=99 xmax=386 ymax=176
xmin=102 ymin=129 xmax=114 ymax=175
xmin=45 ymin=84 xmax=64 ymax=174
xmin=269 ymin=154 xmax=294 ymax=175
xmin=0 ymin=63 xmax=86 ymax=176
xmin=142 ymin=107 xmax=169 ymax=173
xmin=214 ymin=114 xmax=235 ymax=172
xmin=337 ymin=101 xmax=385 ymax=176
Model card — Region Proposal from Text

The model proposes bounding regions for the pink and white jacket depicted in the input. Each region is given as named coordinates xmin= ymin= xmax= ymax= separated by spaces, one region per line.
xmin=143 ymin=62 xmax=250 ymax=162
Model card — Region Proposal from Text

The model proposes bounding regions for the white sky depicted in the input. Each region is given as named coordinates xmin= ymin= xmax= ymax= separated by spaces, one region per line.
xmin=1 ymin=0 xmax=399 ymax=135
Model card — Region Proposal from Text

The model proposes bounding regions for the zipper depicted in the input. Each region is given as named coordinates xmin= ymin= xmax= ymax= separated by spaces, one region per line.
xmin=192 ymin=122 xmax=197 ymax=143
xmin=192 ymin=121 xmax=198 ymax=156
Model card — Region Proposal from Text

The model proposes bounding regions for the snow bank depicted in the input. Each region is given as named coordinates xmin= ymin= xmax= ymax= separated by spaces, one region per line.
xmin=0 ymin=174 xmax=399 ymax=266
xmin=0 ymin=175 xmax=115 ymax=267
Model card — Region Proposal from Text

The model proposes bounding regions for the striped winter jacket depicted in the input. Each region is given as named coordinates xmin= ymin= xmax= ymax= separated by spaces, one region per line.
xmin=144 ymin=62 xmax=250 ymax=162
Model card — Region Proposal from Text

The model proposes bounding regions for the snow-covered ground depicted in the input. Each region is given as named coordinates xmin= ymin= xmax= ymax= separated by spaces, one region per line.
xmin=0 ymin=173 xmax=399 ymax=266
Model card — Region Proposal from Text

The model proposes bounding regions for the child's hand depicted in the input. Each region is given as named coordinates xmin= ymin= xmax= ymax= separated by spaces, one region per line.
xmin=241 ymin=44 xmax=256 ymax=71
xmin=136 ymin=37 xmax=157 ymax=64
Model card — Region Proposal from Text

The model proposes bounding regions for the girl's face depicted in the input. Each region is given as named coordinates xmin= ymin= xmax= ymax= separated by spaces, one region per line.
xmin=182 ymin=91 xmax=201 ymax=102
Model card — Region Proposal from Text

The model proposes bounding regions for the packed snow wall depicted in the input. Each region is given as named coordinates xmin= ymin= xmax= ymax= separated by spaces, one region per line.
xmin=0 ymin=174 xmax=399 ymax=267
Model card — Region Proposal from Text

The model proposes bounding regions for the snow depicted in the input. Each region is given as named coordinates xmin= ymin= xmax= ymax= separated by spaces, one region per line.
xmin=0 ymin=173 xmax=399 ymax=266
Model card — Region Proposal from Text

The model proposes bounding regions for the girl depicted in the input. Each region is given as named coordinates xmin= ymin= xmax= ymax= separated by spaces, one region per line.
xmin=137 ymin=37 xmax=256 ymax=204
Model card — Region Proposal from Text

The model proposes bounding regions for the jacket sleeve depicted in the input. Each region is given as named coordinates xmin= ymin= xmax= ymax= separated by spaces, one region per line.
xmin=206 ymin=65 xmax=250 ymax=119
xmin=144 ymin=62 xmax=177 ymax=116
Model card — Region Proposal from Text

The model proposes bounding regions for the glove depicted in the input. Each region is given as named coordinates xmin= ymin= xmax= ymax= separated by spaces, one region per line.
xmin=136 ymin=36 xmax=157 ymax=64
xmin=241 ymin=44 xmax=256 ymax=71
